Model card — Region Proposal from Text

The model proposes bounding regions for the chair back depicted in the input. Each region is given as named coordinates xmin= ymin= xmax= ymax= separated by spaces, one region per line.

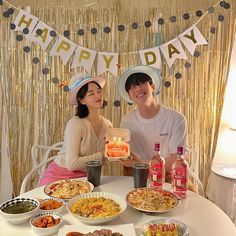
xmin=20 ymin=142 xmax=63 ymax=195
xmin=184 ymin=146 xmax=204 ymax=196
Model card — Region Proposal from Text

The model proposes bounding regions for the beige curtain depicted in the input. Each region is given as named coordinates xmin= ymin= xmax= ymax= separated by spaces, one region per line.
xmin=0 ymin=0 xmax=235 ymax=195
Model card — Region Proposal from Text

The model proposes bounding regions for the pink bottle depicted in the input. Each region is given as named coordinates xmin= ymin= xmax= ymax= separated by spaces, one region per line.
xmin=149 ymin=143 xmax=165 ymax=189
xmin=172 ymin=145 xmax=189 ymax=198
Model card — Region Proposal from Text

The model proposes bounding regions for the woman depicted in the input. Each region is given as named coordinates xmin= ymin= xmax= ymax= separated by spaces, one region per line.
xmin=39 ymin=73 xmax=112 ymax=186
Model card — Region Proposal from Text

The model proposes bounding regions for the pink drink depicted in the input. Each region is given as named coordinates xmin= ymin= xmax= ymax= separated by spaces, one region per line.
xmin=172 ymin=146 xmax=189 ymax=198
xmin=149 ymin=143 xmax=165 ymax=189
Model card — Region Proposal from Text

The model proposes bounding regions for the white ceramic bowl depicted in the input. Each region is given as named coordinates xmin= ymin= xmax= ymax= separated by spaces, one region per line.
xmin=141 ymin=218 xmax=190 ymax=236
xmin=0 ymin=197 xmax=40 ymax=224
xmin=30 ymin=212 xmax=63 ymax=236
xmin=39 ymin=198 xmax=64 ymax=214
xmin=67 ymin=192 xmax=127 ymax=225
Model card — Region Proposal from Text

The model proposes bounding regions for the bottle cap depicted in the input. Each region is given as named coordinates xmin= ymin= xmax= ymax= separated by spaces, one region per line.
xmin=154 ymin=142 xmax=160 ymax=151
xmin=177 ymin=145 xmax=184 ymax=155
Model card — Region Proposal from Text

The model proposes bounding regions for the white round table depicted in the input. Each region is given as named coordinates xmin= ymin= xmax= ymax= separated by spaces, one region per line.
xmin=1 ymin=176 xmax=236 ymax=236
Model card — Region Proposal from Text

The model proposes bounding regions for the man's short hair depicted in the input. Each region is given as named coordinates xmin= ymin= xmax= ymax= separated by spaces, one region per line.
xmin=125 ymin=72 xmax=153 ymax=93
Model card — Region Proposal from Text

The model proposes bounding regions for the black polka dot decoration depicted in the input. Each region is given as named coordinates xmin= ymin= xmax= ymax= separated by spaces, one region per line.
xmin=7 ymin=8 xmax=14 ymax=15
xmin=63 ymin=30 xmax=70 ymax=37
xmin=158 ymin=18 xmax=164 ymax=25
xmin=23 ymin=28 xmax=29 ymax=34
xmin=32 ymin=57 xmax=40 ymax=64
xmin=218 ymin=15 xmax=224 ymax=22
xmin=42 ymin=68 xmax=49 ymax=75
xmin=132 ymin=22 xmax=138 ymax=29
xmin=16 ymin=35 xmax=23 ymax=41
xmin=10 ymin=23 xmax=16 ymax=30
xmin=113 ymin=100 xmax=121 ymax=107
xmin=210 ymin=27 xmax=216 ymax=34
xmin=91 ymin=28 xmax=97 ymax=34
xmin=185 ymin=62 xmax=191 ymax=69
xmin=175 ymin=73 xmax=182 ymax=79
xmin=104 ymin=26 xmax=111 ymax=33
xmin=3 ymin=11 xmax=10 ymax=17
xmin=196 ymin=10 xmax=203 ymax=17
xmin=23 ymin=46 xmax=30 ymax=53
xmin=63 ymin=85 xmax=69 ymax=92
xmin=49 ymin=30 xmax=57 ymax=37
xmin=144 ymin=20 xmax=152 ymax=28
xmin=220 ymin=1 xmax=226 ymax=8
xmin=118 ymin=25 xmax=125 ymax=31
xmin=52 ymin=77 xmax=59 ymax=83
xmin=36 ymin=29 xmax=43 ymax=36
xmin=183 ymin=13 xmax=190 ymax=20
xmin=194 ymin=51 xmax=201 ymax=57
xmin=164 ymin=81 xmax=171 ymax=88
xmin=208 ymin=7 xmax=215 ymax=13
xmin=170 ymin=16 xmax=177 ymax=23
xmin=127 ymin=102 xmax=133 ymax=106
xmin=224 ymin=3 xmax=230 ymax=9
xmin=77 ymin=29 xmax=84 ymax=35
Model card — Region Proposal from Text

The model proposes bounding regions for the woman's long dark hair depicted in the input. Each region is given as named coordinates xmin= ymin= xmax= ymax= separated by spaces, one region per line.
xmin=75 ymin=81 xmax=102 ymax=118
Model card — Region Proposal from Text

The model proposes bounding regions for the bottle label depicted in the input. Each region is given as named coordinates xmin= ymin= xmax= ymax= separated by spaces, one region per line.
xmin=150 ymin=164 xmax=163 ymax=187
xmin=173 ymin=167 xmax=187 ymax=187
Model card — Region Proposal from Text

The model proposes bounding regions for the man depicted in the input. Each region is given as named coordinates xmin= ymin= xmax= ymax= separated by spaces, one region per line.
xmin=117 ymin=65 xmax=187 ymax=179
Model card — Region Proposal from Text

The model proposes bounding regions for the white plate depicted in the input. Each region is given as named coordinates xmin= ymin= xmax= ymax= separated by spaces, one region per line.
xmin=44 ymin=178 xmax=94 ymax=201
xmin=126 ymin=188 xmax=180 ymax=213
xmin=141 ymin=218 xmax=189 ymax=236
xmin=212 ymin=163 xmax=236 ymax=179
xmin=58 ymin=224 xmax=135 ymax=236
xmin=67 ymin=192 xmax=127 ymax=225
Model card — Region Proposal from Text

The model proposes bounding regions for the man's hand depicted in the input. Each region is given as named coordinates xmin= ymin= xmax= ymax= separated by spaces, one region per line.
xmin=120 ymin=152 xmax=144 ymax=167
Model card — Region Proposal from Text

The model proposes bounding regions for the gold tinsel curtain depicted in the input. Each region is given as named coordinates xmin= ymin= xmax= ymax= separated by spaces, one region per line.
xmin=0 ymin=0 xmax=235 ymax=195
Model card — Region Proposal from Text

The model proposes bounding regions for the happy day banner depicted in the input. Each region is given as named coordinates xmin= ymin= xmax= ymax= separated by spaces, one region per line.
xmin=13 ymin=9 xmax=208 ymax=76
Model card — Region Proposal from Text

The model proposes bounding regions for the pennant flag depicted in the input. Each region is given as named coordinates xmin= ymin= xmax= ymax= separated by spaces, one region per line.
xmin=71 ymin=46 xmax=97 ymax=73
xmin=49 ymin=36 xmax=77 ymax=65
xmin=139 ymin=47 xmax=162 ymax=70
xmin=160 ymin=38 xmax=187 ymax=68
xmin=13 ymin=9 xmax=39 ymax=40
xmin=97 ymin=52 xmax=119 ymax=76
xmin=179 ymin=24 xmax=208 ymax=56
xmin=27 ymin=21 xmax=54 ymax=51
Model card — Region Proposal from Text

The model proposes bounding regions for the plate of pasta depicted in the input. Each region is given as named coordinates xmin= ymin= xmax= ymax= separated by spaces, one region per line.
xmin=67 ymin=192 xmax=127 ymax=224
xmin=44 ymin=178 xmax=94 ymax=201
xmin=141 ymin=218 xmax=189 ymax=236
xmin=126 ymin=188 xmax=180 ymax=213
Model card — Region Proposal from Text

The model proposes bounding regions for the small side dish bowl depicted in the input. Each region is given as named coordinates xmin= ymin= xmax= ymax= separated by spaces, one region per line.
xmin=39 ymin=198 xmax=64 ymax=214
xmin=0 ymin=197 xmax=40 ymax=224
xmin=30 ymin=212 xmax=63 ymax=236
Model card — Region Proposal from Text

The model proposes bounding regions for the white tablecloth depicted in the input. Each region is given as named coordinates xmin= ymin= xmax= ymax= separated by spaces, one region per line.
xmin=206 ymin=164 xmax=236 ymax=225
xmin=1 ymin=176 xmax=236 ymax=235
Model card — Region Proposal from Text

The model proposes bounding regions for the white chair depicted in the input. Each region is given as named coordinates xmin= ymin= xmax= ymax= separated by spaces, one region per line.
xmin=186 ymin=147 xmax=204 ymax=196
xmin=189 ymin=169 xmax=204 ymax=196
xmin=20 ymin=142 xmax=63 ymax=195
